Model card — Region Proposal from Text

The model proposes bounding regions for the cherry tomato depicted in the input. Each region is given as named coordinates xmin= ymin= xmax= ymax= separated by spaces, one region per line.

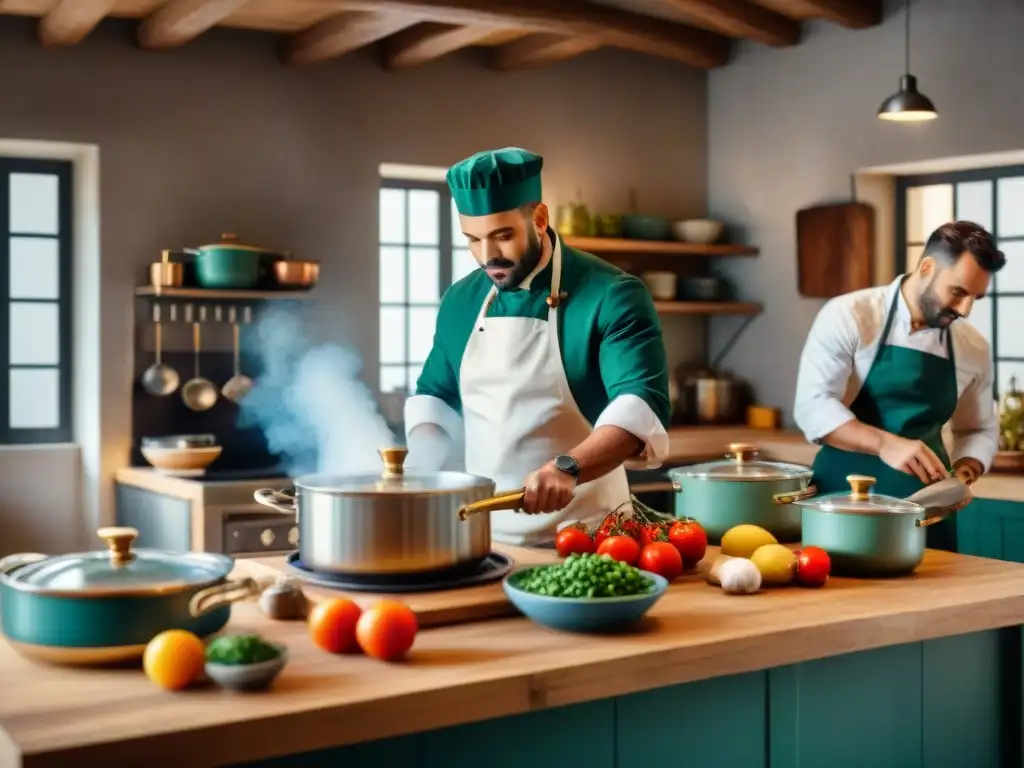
xmin=355 ymin=600 xmax=419 ymax=661
xmin=594 ymin=513 xmax=619 ymax=547
xmin=796 ymin=546 xmax=831 ymax=587
xmin=668 ymin=519 xmax=708 ymax=569
xmin=638 ymin=541 xmax=683 ymax=581
xmin=597 ymin=534 xmax=641 ymax=565
xmin=308 ymin=598 xmax=363 ymax=654
xmin=555 ymin=524 xmax=596 ymax=557
xmin=635 ymin=522 xmax=667 ymax=549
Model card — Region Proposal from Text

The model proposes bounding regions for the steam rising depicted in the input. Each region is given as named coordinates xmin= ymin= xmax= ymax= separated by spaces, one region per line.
xmin=238 ymin=306 xmax=396 ymax=477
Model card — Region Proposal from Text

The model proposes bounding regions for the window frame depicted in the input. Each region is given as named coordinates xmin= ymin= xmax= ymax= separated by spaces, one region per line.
xmin=895 ymin=164 xmax=1024 ymax=400
xmin=0 ymin=157 xmax=73 ymax=444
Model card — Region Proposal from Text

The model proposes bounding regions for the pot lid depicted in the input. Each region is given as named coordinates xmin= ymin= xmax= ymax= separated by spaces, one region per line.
xmin=793 ymin=474 xmax=924 ymax=515
xmin=2 ymin=527 xmax=234 ymax=597
xmin=670 ymin=443 xmax=813 ymax=482
xmin=295 ymin=447 xmax=493 ymax=495
xmin=197 ymin=233 xmax=271 ymax=253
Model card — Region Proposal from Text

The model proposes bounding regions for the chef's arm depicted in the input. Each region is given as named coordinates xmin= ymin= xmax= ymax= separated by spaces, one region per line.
xmin=948 ymin=364 xmax=998 ymax=480
xmin=591 ymin=277 xmax=672 ymax=471
xmin=404 ymin=339 xmax=463 ymax=471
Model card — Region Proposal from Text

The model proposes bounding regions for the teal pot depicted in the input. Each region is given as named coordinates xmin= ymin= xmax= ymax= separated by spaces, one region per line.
xmin=186 ymin=233 xmax=279 ymax=289
xmin=0 ymin=526 xmax=263 ymax=666
xmin=793 ymin=474 xmax=958 ymax=578
xmin=667 ymin=442 xmax=816 ymax=543
xmin=622 ymin=214 xmax=672 ymax=241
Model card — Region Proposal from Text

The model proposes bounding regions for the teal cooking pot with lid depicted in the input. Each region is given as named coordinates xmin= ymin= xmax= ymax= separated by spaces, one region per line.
xmin=667 ymin=442 xmax=817 ymax=543
xmin=0 ymin=526 xmax=263 ymax=666
xmin=188 ymin=233 xmax=277 ymax=289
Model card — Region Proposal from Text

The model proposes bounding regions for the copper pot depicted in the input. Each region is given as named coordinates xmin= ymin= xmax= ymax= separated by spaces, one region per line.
xmin=273 ymin=259 xmax=319 ymax=288
xmin=149 ymin=250 xmax=184 ymax=288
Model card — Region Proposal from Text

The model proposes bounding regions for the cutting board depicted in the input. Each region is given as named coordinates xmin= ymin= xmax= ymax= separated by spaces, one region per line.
xmin=242 ymin=545 xmax=559 ymax=628
xmin=796 ymin=202 xmax=875 ymax=298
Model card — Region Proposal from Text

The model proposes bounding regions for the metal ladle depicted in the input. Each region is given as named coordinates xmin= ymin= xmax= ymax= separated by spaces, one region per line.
xmin=221 ymin=306 xmax=254 ymax=403
xmin=182 ymin=307 xmax=217 ymax=411
xmin=140 ymin=303 xmax=180 ymax=396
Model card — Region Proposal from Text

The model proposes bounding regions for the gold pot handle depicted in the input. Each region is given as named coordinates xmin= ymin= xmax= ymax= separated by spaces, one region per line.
xmin=916 ymin=500 xmax=971 ymax=527
xmin=458 ymin=488 xmax=527 ymax=520
xmin=189 ymin=577 xmax=268 ymax=618
xmin=773 ymin=485 xmax=818 ymax=505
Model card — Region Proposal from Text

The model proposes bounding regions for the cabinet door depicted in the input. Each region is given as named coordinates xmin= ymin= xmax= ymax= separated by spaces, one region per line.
xmin=957 ymin=498 xmax=1024 ymax=563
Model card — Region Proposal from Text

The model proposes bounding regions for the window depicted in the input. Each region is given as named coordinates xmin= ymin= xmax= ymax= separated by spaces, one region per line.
xmin=378 ymin=178 xmax=476 ymax=393
xmin=896 ymin=164 xmax=1024 ymax=400
xmin=0 ymin=158 xmax=73 ymax=443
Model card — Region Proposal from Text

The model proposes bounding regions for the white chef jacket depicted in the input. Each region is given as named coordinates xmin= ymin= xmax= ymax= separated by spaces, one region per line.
xmin=793 ymin=276 xmax=998 ymax=470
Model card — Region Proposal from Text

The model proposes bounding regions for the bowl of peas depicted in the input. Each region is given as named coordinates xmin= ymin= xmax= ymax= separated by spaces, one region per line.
xmin=502 ymin=552 xmax=669 ymax=633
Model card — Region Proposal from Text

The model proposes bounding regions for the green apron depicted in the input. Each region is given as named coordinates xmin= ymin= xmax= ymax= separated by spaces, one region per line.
xmin=810 ymin=282 xmax=960 ymax=551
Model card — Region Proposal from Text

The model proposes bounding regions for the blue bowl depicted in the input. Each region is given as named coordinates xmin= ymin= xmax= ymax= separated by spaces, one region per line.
xmin=502 ymin=565 xmax=669 ymax=633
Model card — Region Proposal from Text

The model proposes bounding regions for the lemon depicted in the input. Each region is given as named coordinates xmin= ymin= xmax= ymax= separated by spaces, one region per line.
xmin=720 ymin=524 xmax=778 ymax=558
xmin=143 ymin=629 xmax=206 ymax=690
xmin=749 ymin=544 xmax=798 ymax=586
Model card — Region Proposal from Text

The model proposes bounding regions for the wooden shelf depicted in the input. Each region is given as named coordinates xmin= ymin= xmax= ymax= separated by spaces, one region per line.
xmin=654 ymin=301 xmax=762 ymax=316
xmin=564 ymin=236 xmax=758 ymax=256
xmin=135 ymin=286 xmax=315 ymax=300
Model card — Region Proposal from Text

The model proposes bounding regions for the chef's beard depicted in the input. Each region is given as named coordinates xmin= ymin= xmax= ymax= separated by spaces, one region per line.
xmin=484 ymin=227 xmax=544 ymax=290
xmin=919 ymin=277 xmax=961 ymax=328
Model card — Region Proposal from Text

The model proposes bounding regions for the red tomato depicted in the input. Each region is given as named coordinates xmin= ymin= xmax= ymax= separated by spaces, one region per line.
xmin=308 ymin=598 xmax=363 ymax=654
xmin=555 ymin=524 xmax=596 ymax=557
xmin=597 ymin=534 xmax=640 ymax=565
xmin=594 ymin=513 xmax=619 ymax=547
xmin=796 ymin=546 xmax=831 ymax=587
xmin=355 ymin=600 xmax=419 ymax=661
xmin=668 ymin=519 xmax=708 ymax=569
xmin=636 ymin=522 xmax=669 ymax=549
xmin=638 ymin=542 xmax=683 ymax=581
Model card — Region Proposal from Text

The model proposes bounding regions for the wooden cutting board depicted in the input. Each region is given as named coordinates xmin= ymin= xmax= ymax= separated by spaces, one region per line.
xmin=796 ymin=202 xmax=875 ymax=298
xmin=243 ymin=545 xmax=559 ymax=628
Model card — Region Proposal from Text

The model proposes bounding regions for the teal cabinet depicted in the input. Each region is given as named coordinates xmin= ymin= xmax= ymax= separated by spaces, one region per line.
xmin=957 ymin=498 xmax=1024 ymax=562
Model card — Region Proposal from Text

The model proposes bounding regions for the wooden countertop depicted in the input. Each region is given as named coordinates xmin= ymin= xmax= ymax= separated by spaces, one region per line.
xmin=4 ymin=547 xmax=1024 ymax=767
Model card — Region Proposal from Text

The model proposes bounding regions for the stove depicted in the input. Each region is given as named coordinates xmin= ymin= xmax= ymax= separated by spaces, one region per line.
xmin=284 ymin=551 xmax=515 ymax=593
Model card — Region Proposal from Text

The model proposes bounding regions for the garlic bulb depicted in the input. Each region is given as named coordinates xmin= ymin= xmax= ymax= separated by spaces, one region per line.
xmin=717 ymin=557 xmax=761 ymax=595
xmin=258 ymin=576 xmax=308 ymax=620
xmin=705 ymin=554 xmax=734 ymax=586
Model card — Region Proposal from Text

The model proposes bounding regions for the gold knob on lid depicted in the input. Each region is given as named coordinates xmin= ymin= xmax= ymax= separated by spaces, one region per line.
xmin=96 ymin=526 xmax=139 ymax=566
xmin=378 ymin=446 xmax=409 ymax=478
xmin=846 ymin=474 xmax=876 ymax=500
xmin=726 ymin=442 xmax=758 ymax=461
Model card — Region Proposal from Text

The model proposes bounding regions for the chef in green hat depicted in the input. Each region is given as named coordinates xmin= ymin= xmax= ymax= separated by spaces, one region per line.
xmin=404 ymin=147 xmax=672 ymax=546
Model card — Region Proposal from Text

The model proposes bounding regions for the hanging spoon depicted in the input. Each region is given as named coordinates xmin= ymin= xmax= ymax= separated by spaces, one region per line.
xmin=181 ymin=305 xmax=218 ymax=412
xmin=140 ymin=303 xmax=180 ymax=396
xmin=221 ymin=305 xmax=254 ymax=403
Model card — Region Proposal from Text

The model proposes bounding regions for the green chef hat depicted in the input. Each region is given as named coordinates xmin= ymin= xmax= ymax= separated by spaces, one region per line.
xmin=447 ymin=147 xmax=544 ymax=217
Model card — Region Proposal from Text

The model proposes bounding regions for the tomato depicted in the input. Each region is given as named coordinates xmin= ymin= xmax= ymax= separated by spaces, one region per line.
xmin=356 ymin=600 xmax=419 ymax=661
xmin=309 ymin=598 xmax=363 ymax=654
xmin=668 ymin=519 xmax=708 ymax=569
xmin=143 ymin=630 xmax=205 ymax=690
xmin=637 ymin=522 xmax=670 ymax=549
xmin=594 ymin=513 xmax=620 ymax=546
xmin=638 ymin=541 xmax=683 ymax=581
xmin=556 ymin=523 xmax=596 ymax=557
xmin=597 ymin=534 xmax=641 ymax=565
xmin=796 ymin=546 xmax=831 ymax=587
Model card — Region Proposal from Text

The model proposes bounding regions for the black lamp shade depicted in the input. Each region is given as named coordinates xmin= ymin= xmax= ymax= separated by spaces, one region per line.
xmin=877 ymin=74 xmax=937 ymax=122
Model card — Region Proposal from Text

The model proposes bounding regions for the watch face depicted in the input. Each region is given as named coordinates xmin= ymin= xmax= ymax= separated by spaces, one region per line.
xmin=555 ymin=455 xmax=579 ymax=474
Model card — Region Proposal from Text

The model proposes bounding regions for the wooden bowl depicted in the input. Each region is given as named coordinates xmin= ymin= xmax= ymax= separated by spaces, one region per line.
xmin=140 ymin=445 xmax=222 ymax=475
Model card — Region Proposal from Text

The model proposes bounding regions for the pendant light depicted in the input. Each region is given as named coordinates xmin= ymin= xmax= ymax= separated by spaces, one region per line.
xmin=877 ymin=0 xmax=937 ymax=122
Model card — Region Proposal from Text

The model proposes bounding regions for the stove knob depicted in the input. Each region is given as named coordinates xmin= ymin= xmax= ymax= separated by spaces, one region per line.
xmin=260 ymin=528 xmax=276 ymax=547
xmin=288 ymin=527 xmax=299 ymax=546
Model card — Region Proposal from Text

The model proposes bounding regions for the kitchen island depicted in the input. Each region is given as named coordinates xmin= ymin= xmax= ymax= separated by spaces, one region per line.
xmin=1 ymin=548 xmax=1023 ymax=768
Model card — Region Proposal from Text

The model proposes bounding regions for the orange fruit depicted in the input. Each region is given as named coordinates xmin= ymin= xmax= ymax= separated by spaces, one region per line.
xmin=355 ymin=600 xmax=418 ymax=661
xmin=308 ymin=598 xmax=363 ymax=654
xmin=143 ymin=629 xmax=205 ymax=690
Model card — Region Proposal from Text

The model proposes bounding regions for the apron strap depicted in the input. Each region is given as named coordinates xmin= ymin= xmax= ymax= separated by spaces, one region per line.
xmin=872 ymin=281 xmax=902 ymax=365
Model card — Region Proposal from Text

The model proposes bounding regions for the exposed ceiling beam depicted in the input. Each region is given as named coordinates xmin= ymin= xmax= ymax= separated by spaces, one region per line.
xmin=327 ymin=0 xmax=730 ymax=68
xmin=384 ymin=23 xmax=497 ymax=69
xmin=657 ymin=0 xmax=799 ymax=47
xmin=283 ymin=11 xmax=420 ymax=67
xmin=492 ymin=33 xmax=602 ymax=70
xmin=137 ymin=0 xmax=254 ymax=50
xmin=760 ymin=0 xmax=881 ymax=28
xmin=38 ymin=0 xmax=113 ymax=46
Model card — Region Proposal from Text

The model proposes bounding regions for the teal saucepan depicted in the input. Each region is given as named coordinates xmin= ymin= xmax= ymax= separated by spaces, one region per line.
xmin=185 ymin=233 xmax=279 ymax=289
xmin=0 ymin=526 xmax=264 ymax=666
xmin=792 ymin=474 xmax=967 ymax=578
xmin=667 ymin=442 xmax=817 ymax=544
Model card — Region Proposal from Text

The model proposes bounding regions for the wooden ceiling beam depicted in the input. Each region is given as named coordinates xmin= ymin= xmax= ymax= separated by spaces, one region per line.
xmin=283 ymin=11 xmax=420 ymax=67
xmin=38 ymin=0 xmax=113 ymax=46
xmin=492 ymin=33 xmax=602 ymax=71
xmin=383 ymin=23 xmax=498 ymax=69
xmin=326 ymin=0 xmax=730 ymax=68
xmin=657 ymin=0 xmax=800 ymax=46
xmin=137 ymin=0 xmax=254 ymax=50
xmin=760 ymin=0 xmax=881 ymax=28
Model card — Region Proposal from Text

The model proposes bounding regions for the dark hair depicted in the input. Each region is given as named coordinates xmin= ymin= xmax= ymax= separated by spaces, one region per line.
xmin=923 ymin=220 xmax=1005 ymax=272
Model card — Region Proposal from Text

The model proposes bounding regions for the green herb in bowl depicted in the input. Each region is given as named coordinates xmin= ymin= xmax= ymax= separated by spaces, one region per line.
xmin=205 ymin=633 xmax=282 ymax=665
xmin=516 ymin=553 xmax=656 ymax=598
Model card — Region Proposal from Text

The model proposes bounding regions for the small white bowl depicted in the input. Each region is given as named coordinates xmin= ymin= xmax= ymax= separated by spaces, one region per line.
xmin=205 ymin=649 xmax=288 ymax=692
xmin=641 ymin=271 xmax=678 ymax=300
xmin=673 ymin=219 xmax=724 ymax=244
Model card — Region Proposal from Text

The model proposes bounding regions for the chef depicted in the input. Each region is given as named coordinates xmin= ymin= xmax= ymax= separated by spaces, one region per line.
xmin=793 ymin=220 xmax=1004 ymax=551
xmin=404 ymin=147 xmax=672 ymax=546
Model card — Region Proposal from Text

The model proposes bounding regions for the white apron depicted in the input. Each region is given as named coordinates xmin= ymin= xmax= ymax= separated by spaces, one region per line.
xmin=459 ymin=237 xmax=631 ymax=546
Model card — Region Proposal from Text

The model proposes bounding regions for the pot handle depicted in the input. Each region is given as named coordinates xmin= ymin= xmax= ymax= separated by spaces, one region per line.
xmin=189 ymin=576 xmax=268 ymax=618
xmin=0 ymin=552 xmax=47 ymax=575
xmin=458 ymin=488 xmax=527 ymax=520
xmin=254 ymin=488 xmax=296 ymax=514
xmin=628 ymin=481 xmax=682 ymax=494
xmin=916 ymin=500 xmax=971 ymax=527
xmin=772 ymin=485 xmax=818 ymax=505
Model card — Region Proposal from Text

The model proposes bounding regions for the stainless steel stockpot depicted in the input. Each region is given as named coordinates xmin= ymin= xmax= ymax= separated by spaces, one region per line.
xmin=254 ymin=447 xmax=495 ymax=575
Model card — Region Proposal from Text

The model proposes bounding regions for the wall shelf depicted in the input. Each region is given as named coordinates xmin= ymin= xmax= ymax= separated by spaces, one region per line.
xmin=564 ymin=236 xmax=758 ymax=257
xmin=135 ymin=286 xmax=315 ymax=300
xmin=654 ymin=301 xmax=762 ymax=316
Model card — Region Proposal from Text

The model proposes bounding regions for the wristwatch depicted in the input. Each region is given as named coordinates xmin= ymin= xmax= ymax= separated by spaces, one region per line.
xmin=553 ymin=455 xmax=581 ymax=484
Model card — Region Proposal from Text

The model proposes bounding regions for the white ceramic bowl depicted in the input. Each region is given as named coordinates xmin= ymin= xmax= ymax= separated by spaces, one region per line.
xmin=673 ymin=219 xmax=724 ymax=244
xmin=641 ymin=271 xmax=678 ymax=300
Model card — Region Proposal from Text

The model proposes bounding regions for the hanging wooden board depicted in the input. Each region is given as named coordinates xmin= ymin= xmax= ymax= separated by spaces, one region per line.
xmin=796 ymin=202 xmax=875 ymax=298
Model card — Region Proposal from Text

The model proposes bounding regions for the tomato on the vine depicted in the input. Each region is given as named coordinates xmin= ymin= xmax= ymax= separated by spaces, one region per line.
xmin=668 ymin=519 xmax=708 ymax=569
xmin=555 ymin=524 xmax=596 ymax=557
xmin=638 ymin=541 xmax=683 ymax=581
xmin=636 ymin=522 xmax=669 ymax=549
xmin=597 ymin=534 xmax=640 ymax=565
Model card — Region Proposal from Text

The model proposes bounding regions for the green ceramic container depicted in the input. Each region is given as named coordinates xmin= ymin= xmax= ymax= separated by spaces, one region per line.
xmin=189 ymin=233 xmax=273 ymax=289
xmin=667 ymin=442 xmax=816 ymax=543
xmin=794 ymin=474 xmax=953 ymax=578
xmin=0 ymin=526 xmax=262 ymax=666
